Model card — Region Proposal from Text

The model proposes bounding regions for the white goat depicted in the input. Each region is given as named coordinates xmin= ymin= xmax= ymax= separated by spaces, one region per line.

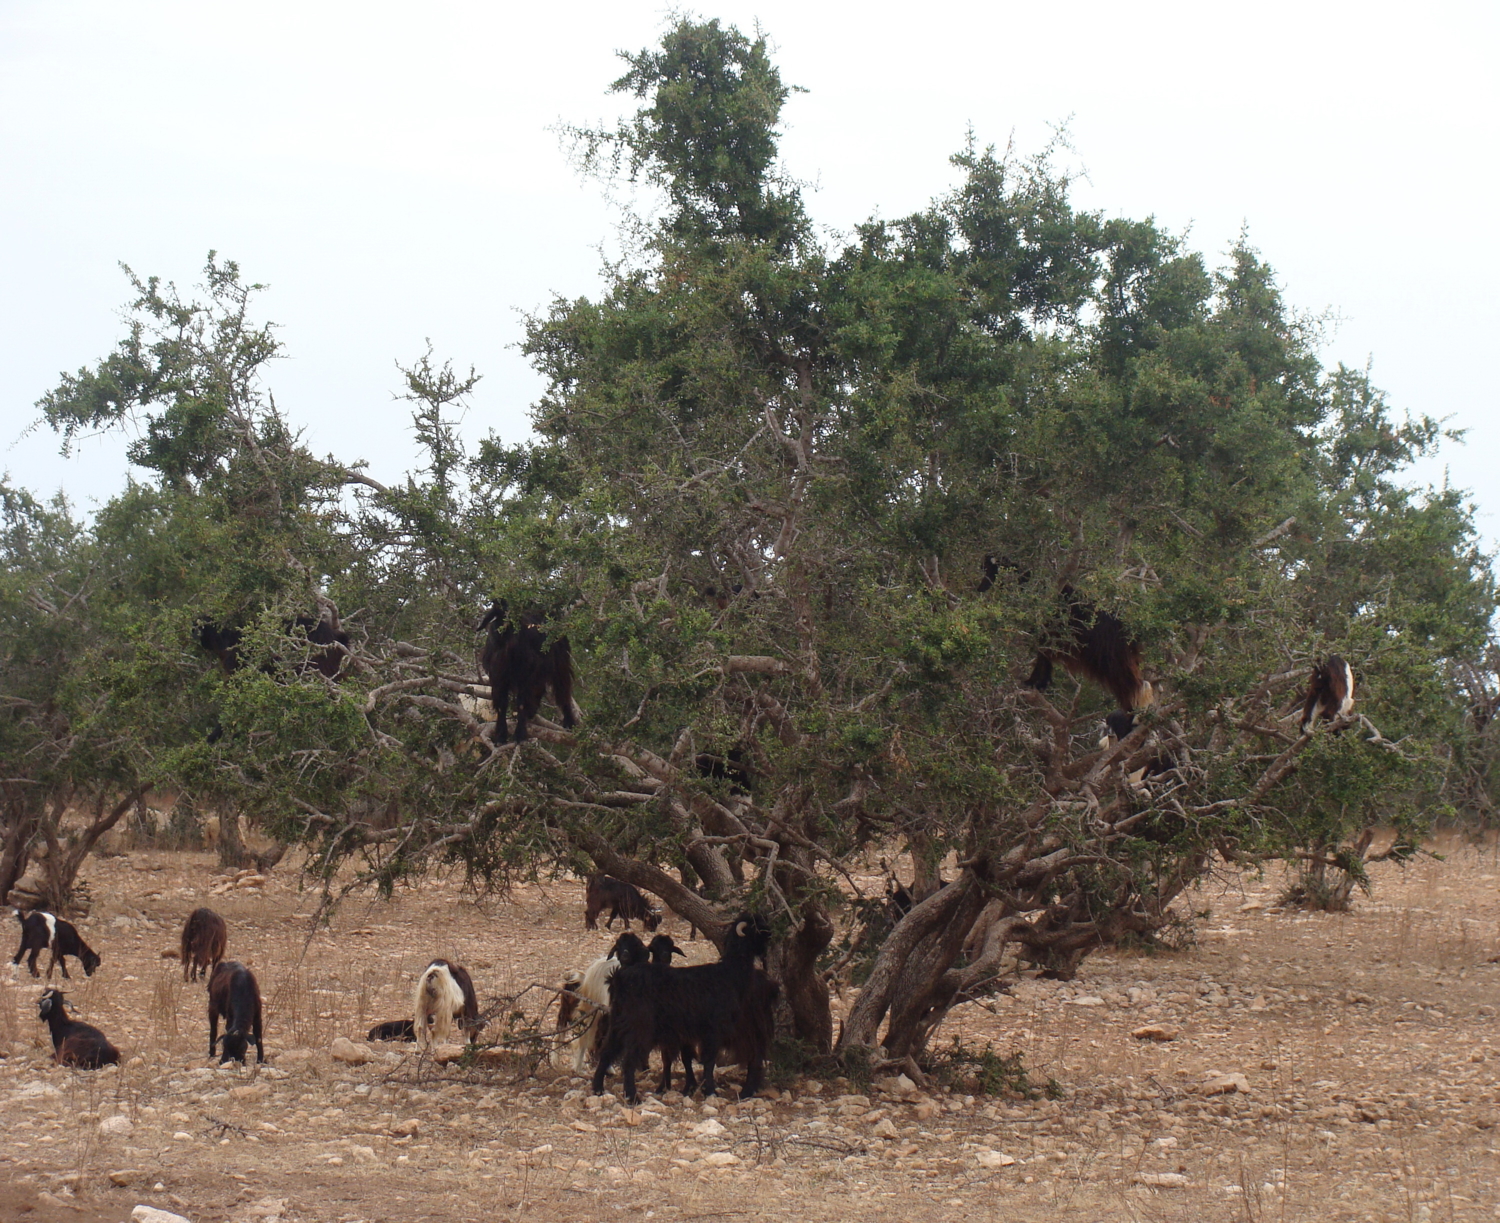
xmin=413 ymin=959 xmax=470 ymax=1050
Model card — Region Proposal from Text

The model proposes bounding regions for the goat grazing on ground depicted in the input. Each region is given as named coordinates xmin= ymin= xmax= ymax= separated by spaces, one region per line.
xmin=367 ymin=1018 xmax=417 ymax=1042
xmin=556 ymin=932 xmax=649 ymax=1073
xmin=477 ymin=600 xmax=576 ymax=744
xmin=1300 ymin=656 xmax=1355 ymax=732
xmin=180 ymin=908 xmax=227 ymax=983
xmin=12 ymin=910 xmax=100 ymax=980
xmin=593 ymin=913 xmax=772 ymax=1104
xmin=583 ymin=874 xmax=661 ymax=932
xmin=208 ymin=960 xmax=264 ymax=1064
xmin=413 ymin=959 xmax=481 ymax=1049
xmin=37 ymin=989 xmax=119 ymax=1068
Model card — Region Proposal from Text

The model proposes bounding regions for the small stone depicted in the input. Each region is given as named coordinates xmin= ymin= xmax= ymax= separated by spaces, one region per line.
xmin=702 ymin=1152 xmax=740 ymax=1167
xmin=619 ymin=1108 xmax=642 ymax=1127
xmin=1131 ymin=1025 xmax=1181 ymax=1042
xmin=1238 ymin=900 xmax=1264 ymax=912
xmin=171 ymin=1131 xmax=193 ymax=1142
xmin=1344 ymin=991 xmax=1373 ymax=1005
xmin=430 ymin=1043 xmax=466 ymax=1064
xmin=976 ymin=1148 xmax=1016 ymax=1168
xmin=390 ymin=1118 xmax=420 ymax=1137
xmin=1134 ymin=1172 xmax=1189 ymax=1187
xmin=1201 ymin=1072 xmax=1250 ymax=1096
xmin=912 ymin=1099 xmax=941 ymax=1120
xmin=893 ymin=1073 xmax=917 ymax=1097
xmin=329 ymin=1038 xmax=372 ymax=1065
xmin=229 ymin=1084 xmax=269 ymax=1103
xmin=99 ymin=1114 xmax=133 ymax=1135
xmin=1070 ymin=996 xmax=1106 ymax=1007
xmin=132 ymin=1208 xmax=194 ymax=1223
xmin=871 ymin=1118 xmax=899 ymax=1139
xmin=572 ymin=1120 xmax=597 ymax=1133
xmin=693 ymin=1119 xmax=727 ymax=1138
xmin=108 ymin=1170 xmax=140 ymax=1187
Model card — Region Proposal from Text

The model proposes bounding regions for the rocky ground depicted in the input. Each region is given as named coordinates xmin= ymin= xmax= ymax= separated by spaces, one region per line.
xmin=2 ymin=836 xmax=1498 ymax=1223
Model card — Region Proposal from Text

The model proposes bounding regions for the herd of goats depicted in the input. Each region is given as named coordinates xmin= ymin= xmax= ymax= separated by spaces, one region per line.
xmin=11 ymin=579 xmax=1357 ymax=1102
xmin=12 ymin=874 xmax=774 ymax=1107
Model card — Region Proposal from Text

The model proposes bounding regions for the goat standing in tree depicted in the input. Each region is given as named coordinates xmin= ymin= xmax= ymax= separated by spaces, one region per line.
xmin=477 ymin=600 xmax=576 ymax=743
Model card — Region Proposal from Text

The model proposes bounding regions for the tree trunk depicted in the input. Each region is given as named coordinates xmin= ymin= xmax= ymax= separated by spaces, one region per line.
xmin=40 ymin=786 xmax=149 ymax=914
xmin=768 ymin=902 xmax=834 ymax=1053
xmin=0 ymin=791 xmax=41 ymax=906
xmin=217 ymin=806 xmax=250 ymax=869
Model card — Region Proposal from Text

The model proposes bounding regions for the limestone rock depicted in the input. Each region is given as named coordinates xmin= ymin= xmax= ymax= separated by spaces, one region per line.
xmin=1070 ymin=995 xmax=1106 ymax=1006
xmin=693 ymin=1118 xmax=727 ymax=1138
xmin=1201 ymin=1072 xmax=1250 ymax=1096
xmin=229 ymin=1084 xmax=269 ymax=1103
xmin=871 ymin=1117 xmax=899 ymax=1139
xmin=132 ymin=1208 xmax=194 ymax=1223
xmin=108 ymin=1169 xmax=140 ymax=1187
xmin=1134 ymin=1172 xmax=1189 ymax=1187
xmin=430 ymin=1043 xmax=467 ymax=1064
xmin=1131 ymin=1024 xmax=1181 ymax=1042
xmin=390 ymin=1118 xmax=420 ymax=1137
xmin=329 ymin=1038 xmax=372 ymax=1065
xmin=702 ymin=1151 xmax=740 ymax=1167
xmin=976 ymin=1148 xmax=1016 ymax=1168
xmin=99 ymin=1114 xmax=133 ymax=1135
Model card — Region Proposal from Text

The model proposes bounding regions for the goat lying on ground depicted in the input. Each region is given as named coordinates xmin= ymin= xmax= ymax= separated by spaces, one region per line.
xmin=180 ymin=908 xmax=227 ymax=983
xmin=593 ymin=913 xmax=772 ymax=1104
xmin=367 ymin=1018 xmax=417 ymax=1042
xmin=12 ymin=910 xmax=100 ymax=980
xmin=477 ymin=600 xmax=576 ymax=744
xmin=584 ymin=874 xmax=661 ymax=932
xmin=208 ymin=960 xmax=264 ymax=1064
xmin=1300 ymin=656 xmax=1355 ymax=732
xmin=413 ymin=959 xmax=481 ymax=1049
xmin=556 ymin=933 xmax=649 ymax=1073
xmin=37 ymin=988 xmax=119 ymax=1068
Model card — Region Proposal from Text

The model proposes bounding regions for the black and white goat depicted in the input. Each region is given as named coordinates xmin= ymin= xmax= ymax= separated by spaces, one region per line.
xmin=555 ymin=932 xmax=648 ymax=1073
xmin=592 ymin=913 xmax=772 ymax=1104
xmin=12 ymin=910 xmax=100 ymax=980
xmin=37 ymin=988 xmax=119 ymax=1068
xmin=208 ymin=960 xmax=264 ymax=1064
xmin=1300 ymin=656 xmax=1355 ymax=732
xmin=180 ymin=907 xmax=227 ymax=983
xmin=413 ymin=959 xmax=481 ymax=1049
xmin=583 ymin=874 xmax=661 ymax=932
xmin=477 ymin=600 xmax=576 ymax=744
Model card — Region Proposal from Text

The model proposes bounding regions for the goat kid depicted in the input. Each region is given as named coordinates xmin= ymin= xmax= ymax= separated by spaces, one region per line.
xmin=194 ymin=609 xmax=351 ymax=680
xmin=12 ymin=910 xmax=100 ymax=980
xmin=37 ymin=988 xmax=119 ymax=1068
xmin=477 ymin=600 xmax=576 ymax=744
xmin=1300 ymin=656 xmax=1355 ymax=733
xmin=180 ymin=907 xmax=227 ymax=983
xmin=583 ymin=874 xmax=661 ymax=932
xmin=413 ymin=959 xmax=480 ymax=1049
xmin=208 ymin=960 xmax=265 ymax=1064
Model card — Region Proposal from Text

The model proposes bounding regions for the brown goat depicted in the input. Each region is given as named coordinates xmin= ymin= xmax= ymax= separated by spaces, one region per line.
xmin=180 ymin=908 xmax=227 ymax=983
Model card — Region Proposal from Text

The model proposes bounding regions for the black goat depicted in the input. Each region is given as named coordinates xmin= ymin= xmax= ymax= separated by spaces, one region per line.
xmin=180 ymin=907 xmax=227 ymax=983
xmin=695 ymin=747 xmax=752 ymax=795
xmin=593 ymin=913 xmax=772 ymax=1104
xmin=367 ymin=1018 xmax=417 ymax=1042
xmin=1300 ymin=656 xmax=1355 ymax=732
xmin=37 ymin=989 xmax=119 ymax=1068
xmin=584 ymin=874 xmax=661 ymax=932
xmin=477 ymin=600 xmax=576 ymax=743
xmin=12 ymin=910 xmax=100 ymax=980
xmin=194 ymin=609 xmax=351 ymax=680
xmin=980 ymin=559 xmax=1151 ymax=711
xmin=208 ymin=960 xmax=264 ymax=1064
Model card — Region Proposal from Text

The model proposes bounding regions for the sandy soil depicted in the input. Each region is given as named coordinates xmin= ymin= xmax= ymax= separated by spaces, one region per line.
xmin=2 ymin=837 xmax=1498 ymax=1223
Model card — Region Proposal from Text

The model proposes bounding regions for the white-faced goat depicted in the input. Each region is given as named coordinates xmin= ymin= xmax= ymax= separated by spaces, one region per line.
xmin=37 ymin=988 xmax=120 ymax=1068
xmin=592 ymin=913 xmax=772 ymax=1104
xmin=208 ymin=960 xmax=265 ymax=1064
xmin=413 ymin=959 xmax=480 ymax=1049
xmin=12 ymin=910 xmax=100 ymax=980
xmin=555 ymin=932 xmax=649 ymax=1073
xmin=180 ymin=907 xmax=227 ymax=983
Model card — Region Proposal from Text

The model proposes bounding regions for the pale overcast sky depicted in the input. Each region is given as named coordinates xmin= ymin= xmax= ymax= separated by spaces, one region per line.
xmin=3 ymin=1 xmax=1496 ymax=551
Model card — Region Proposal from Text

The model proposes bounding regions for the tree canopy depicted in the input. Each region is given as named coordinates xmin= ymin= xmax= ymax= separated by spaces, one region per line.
xmin=5 ymin=17 xmax=1495 ymax=1068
